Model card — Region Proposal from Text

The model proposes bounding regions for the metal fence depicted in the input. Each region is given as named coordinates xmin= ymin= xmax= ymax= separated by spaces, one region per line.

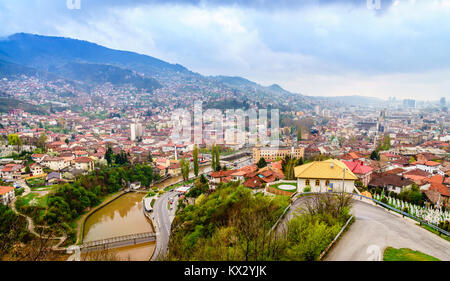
xmin=296 ymin=191 xmax=450 ymax=237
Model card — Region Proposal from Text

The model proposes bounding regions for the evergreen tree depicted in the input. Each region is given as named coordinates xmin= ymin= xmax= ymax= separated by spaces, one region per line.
xmin=215 ymin=146 xmax=220 ymax=171
xmin=193 ymin=145 xmax=199 ymax=177
xmin=211 ymin=144 xmax=216 ymax=171
xmin=105 ymin=147 xmax=113 ymax=166
xmin=257 ymin=157 xmax=267 ymax=169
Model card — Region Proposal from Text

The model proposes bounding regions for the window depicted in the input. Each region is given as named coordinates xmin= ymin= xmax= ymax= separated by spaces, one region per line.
xmin=305 ymin=179 xmax=310 ymax=186
xmin=315 ymin=180 xmax=320 ymax=186
xmin=325 ymin=180 xmax=330 ymax=186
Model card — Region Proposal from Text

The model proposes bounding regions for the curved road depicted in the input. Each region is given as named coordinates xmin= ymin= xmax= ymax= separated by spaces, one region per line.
xmin=325 ymin=200 xmax=450 ymax=261
xmin=151 ymin=190 xmax=178 ymax=261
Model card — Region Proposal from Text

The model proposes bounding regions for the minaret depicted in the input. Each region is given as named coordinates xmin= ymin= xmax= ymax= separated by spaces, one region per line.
xmin=174 ymin=145 xmax=177 ymax=161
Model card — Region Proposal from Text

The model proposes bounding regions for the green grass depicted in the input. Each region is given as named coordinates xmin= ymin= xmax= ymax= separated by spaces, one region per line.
xmin=164 ymin=179 xmax=195 ymax=191
xmin=26 ymin=177 xmax=46 ymax=187
xmin=383 ymin=247 xmax=440 ymax=261
xmin=418 ymin=224 xmax=450 ymax=242
xmin=270 ymin=182 xmax=297 ymax=192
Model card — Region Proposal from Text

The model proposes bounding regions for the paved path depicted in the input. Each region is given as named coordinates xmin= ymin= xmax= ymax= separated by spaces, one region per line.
xmin=151 ymin=190 xmax=178 ymax=261
xmin=325 ymin=201 xmax=450 ymax=261
xmin=11 ymin=180 xmax=67 ymax=249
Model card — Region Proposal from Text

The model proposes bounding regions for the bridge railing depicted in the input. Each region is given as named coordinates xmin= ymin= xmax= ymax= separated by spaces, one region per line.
xmin=295 ymin=191 xmax=450 ymax=237
xmin=82 ymin=232 xmax=156 ymax=248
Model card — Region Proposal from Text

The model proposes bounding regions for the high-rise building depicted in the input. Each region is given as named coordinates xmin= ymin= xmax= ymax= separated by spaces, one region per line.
xmin=403 ymin=99 xmax=415 ymax=108
xmin=440 ymin=97 xmax=446 ymax=107
xmin=130 ymin=118 xmax=143 ymax=141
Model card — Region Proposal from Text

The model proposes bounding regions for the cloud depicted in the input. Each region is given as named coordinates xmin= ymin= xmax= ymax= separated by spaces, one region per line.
xmin=0 ymin=0 xmax=449 ymax=99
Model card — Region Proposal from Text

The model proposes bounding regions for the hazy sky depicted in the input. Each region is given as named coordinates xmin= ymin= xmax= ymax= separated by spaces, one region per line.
xmin=0 ymin=0 xmax=450 ymax=100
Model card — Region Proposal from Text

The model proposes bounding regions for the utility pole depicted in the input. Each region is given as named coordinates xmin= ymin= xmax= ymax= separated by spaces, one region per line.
xmin=342 ymin=168 xmax=345 ymax=193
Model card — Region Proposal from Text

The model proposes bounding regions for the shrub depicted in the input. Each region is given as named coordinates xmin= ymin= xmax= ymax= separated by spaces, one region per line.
xmin=303 ymin=186 xmax=311 ymax=193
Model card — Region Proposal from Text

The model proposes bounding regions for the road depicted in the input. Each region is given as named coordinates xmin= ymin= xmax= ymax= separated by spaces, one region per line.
xmin=149 ymin=151 xmax=252 ymax=261
xmin=325 ymin=200 xmax=450 ymax=261
xmin=151 ymin=190 xmax=178 ymax=261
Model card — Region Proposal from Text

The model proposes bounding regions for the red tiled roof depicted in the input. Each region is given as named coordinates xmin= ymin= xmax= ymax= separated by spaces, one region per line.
xmin=74 ymin=157 xmax=93 ymax=163
xmin=0 ymin=186 xmax=14 ymax=195
xmin=343 ymin=160 xmax=373 ymax=175
xmin=429 ymin=182 xmax=450 ymax=197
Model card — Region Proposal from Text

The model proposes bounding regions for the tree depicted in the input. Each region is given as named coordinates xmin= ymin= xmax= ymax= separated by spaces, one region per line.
xmin=8 ymin=134 xmax=22 ymax=151
xmin=64 ymin=138 xmax=69 ymax=145
xmin=215 ymin=146 xmax=220 ymax=171
xmin=193 ymin=145 xmax=199 ymax=177
xmin=297 ymin=126 xmax=302 ymax=141
xmin=257 ymin=157 xmax=267 ymax=169
xmin=180 ymin=158 xmax=190 ymax=182
xmin=370 ymin=150 xmax=380 ymax=161
xmin=105 ymin=147 xmax=113 ymax=166
xmin=211 ymin=144 xmax=216 ymax=171
xmin=36 ymin=133 xmax=48 ymax=150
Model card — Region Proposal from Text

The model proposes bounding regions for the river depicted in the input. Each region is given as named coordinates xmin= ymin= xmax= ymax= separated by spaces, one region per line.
xmin=82 ymin=192 xmax=155 ymax=261
xmin=81 ymin=164 xmax=212 ymax=261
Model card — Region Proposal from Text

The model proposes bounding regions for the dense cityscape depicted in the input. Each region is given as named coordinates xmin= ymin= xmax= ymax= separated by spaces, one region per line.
xmin=0 ymin=0 xmax=449 ymax=270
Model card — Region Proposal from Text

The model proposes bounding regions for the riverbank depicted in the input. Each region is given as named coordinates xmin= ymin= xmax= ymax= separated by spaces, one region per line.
xmin=75 ymin=190 xmax=126 ymax=245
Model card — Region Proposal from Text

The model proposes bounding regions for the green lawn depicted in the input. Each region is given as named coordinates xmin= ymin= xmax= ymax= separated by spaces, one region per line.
xmin=383 ymin=247 xmax=440 ymax=261
xmin=27 ymin=177 xmax=46 ymax=187
xmin=164 ymin=179 xmax=194 ymax=191
xmin=270 ymin=182 xmax=297 ymax=192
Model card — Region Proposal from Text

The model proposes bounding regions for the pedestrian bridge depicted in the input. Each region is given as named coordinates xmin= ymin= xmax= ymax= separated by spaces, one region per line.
xmin=81 ymin=232 xmax=156 ymax=253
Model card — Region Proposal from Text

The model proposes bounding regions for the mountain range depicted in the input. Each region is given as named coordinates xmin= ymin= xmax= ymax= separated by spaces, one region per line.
xmin=0 ymin=33 xmax=385 ymax=110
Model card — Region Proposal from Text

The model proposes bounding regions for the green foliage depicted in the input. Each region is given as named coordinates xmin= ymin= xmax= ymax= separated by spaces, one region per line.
xmin=0 ymin=204 xmax=31 ymax=256
xmin=303 ymin=186 xmax=311 ymax=193
xmin=284 ymin=215 xmax=342 ymax=261
xmin=180 ymin=158 xmax=190 ymax=182
xmin=297 ymin=126 xmax=302 ymax=141
xmin=257 ymin=157 xmax=267 ymax=169
xmin=397 ymin=184 xmax=425 ymax=206
xmin=370 ymin=150 xmax=380 ymax=161
xmin=167 ymin=183 xmax=290 ymax=261
xmin=193 ymin=145 xmax=199 ymax=177
xmin=186 ymin=177 xmax=209 ymax=198
xmin=36 ymin=133 xmax=48 ymax=150
xmin=383 ymin=247 xmax=440 ymax=261
xmin=282 ymin=155 xmax=303 ymax=180
xmin=14 ymin=188 xmax=25 ymax=196
xmin=30 ymin=164 xmax=157 ymax=227
xmin=7 ymin=134 xmax=22 ymax=147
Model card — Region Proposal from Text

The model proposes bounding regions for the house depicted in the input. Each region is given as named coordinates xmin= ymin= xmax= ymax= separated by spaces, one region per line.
xmin=31 ymin=154 xmax=46 ymax=163
xmin=1 ymin=164 xmax=26 ymax=180
xmin=41 ymin=156 xmax=71 ymax=171
xmin=74 ymin=157 xmax=94 ymax=171
xmin=343 ymin=160 xmax=374 ymax=186
xmin=413 ymin=160 xmax=443 ymax=175
xmin=30 ymin=163 xmax=44 ymax=176
xmin=424 ymin=182 xmax=449 ymax=208
xmin=167 ymin=162 xmax=181 ymax=176
xmin=294 ymin=159 xmax=358 ymax=193
xmin=368 ymin=173 xmax=414 ymax=194
xmin=0 ymin=186 xmax=15 ymax=205
xmin=209 ymin=170 xmax=235 ymax=184
xmin=46 ymin=172 xmax=62 ymax=185
xmin=243 ymin=176 xmax=265 ymax=189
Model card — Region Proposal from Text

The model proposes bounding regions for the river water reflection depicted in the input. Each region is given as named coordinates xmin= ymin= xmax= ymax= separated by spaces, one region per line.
xmin=82 ymin=192 xmax=155 ymax=261
xmin=81 ymin=165 xmax=211 ymax=261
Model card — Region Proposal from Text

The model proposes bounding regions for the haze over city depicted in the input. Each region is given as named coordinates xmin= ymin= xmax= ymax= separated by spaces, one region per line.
xmin=1 ymin=0 xmax=450 ymax=100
